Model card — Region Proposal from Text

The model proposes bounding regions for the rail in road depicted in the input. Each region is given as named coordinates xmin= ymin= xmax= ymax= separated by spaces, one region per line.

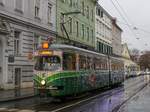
xmin=0 ymin=75 xmax=149 ymax=112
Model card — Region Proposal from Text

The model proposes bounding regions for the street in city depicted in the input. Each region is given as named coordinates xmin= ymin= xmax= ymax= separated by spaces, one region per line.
xmin=0 ymin=0 xmax=150 ymax=112
xmin=0 ymin=75 xmax=149 ymax=112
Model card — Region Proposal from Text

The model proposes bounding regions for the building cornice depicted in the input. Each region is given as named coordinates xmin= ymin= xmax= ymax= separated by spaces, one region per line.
xmin=96 ymin=4 xmax=113 ymax=20
xmin=0 ymin=11 xmax=57 ymax=36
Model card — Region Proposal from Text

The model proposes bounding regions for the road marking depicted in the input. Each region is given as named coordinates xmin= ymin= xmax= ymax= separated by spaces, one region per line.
xmin=7 ymin=108 xmax=19 ymax=111
xmin=0 ymin=107 xmax=7 ymax=111
xmin=0 ymin=107 xmax=35 ymax=112
xmin=17 ymin=109 xmax=35 ymax=112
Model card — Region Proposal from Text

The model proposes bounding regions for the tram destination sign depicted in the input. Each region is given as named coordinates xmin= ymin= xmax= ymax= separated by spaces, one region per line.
xmin=38 ymin=50 xmax=53 ymax=56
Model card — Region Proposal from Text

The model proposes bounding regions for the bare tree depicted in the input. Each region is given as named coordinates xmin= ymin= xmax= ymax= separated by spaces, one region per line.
xmin=130 ymin=48 xmax=140 ymax=56
xmin=139 ymin=51 xmax=150 ymax=70
xmin=130 ymin=48 xmax=140 ymax=63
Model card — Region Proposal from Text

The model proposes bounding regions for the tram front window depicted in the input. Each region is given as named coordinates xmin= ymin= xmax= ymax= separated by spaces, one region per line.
xmin=34 ymin=56 xmax=61 ymax=71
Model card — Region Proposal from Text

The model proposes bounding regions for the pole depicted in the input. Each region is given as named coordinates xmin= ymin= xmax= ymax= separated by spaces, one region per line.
xmin=108 ymin=55 xmax=111 ymax=86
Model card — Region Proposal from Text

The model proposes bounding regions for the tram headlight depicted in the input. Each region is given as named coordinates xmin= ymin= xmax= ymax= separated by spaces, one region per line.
xmin=41 ymin=80 xmax=46 ymax=85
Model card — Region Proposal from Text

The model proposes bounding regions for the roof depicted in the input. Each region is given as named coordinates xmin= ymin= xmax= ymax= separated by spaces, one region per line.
xmin=121 ymin=43 xmax=131 ymax=59
xmin=112 ymin=18 xmax=123 ymax=32
xmin=96 ymin=3 xmax=113 ymax=19
xmin=50 ymin=44 xmax=123 ymax=61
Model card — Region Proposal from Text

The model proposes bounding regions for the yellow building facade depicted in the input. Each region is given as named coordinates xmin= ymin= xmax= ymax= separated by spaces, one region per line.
xmin=121 ymin=44 xmax=140 ymax=78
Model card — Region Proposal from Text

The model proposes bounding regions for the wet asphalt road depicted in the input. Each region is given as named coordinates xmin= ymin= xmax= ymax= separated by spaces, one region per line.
xmin=0 ymin=75 xmax=149 ymax=112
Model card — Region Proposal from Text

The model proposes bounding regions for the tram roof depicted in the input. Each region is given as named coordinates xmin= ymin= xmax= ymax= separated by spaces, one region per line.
xmin=50 ymin=44 xmax=122 ymax=61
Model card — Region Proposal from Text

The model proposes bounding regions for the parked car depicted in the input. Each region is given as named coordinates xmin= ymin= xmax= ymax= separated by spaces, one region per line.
xmin=146 ymin=71 xmax=150 ymax=75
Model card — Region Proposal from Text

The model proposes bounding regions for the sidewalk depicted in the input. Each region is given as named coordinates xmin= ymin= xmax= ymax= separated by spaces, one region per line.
xmin=0 ymin=88 xmax=35 ymax=102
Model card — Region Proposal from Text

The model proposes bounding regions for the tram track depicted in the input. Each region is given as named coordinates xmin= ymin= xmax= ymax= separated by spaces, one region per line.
xmin=49 ymin=77 xmax=148 ymax=112
xmin=25 ymin=76 xmax=148 ymax=112
xmin=0 ymin=76 xmax=148 ymax=112
xmin=112 ymin=81 xmax=149 ymax=112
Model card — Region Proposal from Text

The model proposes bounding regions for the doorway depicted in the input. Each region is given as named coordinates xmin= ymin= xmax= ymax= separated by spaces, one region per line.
xmin=14 ymin=68 xmax=21 ymax=96
xmin=14 ymin=68 xmax=21 ymax=88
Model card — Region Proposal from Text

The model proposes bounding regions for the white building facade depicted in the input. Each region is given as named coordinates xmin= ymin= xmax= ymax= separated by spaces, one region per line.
xmin=95 ymin=4 xmax=113 ymax=55
xmin=112 ymin=19 xmax=122 ymax=56
xmin=0 ymin=0 xmax=56 ymax=89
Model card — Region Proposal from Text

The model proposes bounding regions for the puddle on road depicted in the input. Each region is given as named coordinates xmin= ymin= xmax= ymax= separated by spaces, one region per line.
xmin=62 ymin=89 xmax=125 ymax=112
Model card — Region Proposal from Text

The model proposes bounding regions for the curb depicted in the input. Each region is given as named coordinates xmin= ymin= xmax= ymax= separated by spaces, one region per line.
xmin=0 ymin=94 xmax=35 ymax=103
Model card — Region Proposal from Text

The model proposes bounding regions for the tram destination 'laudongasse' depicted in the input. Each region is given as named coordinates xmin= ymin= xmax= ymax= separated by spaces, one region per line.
xmin=33 ymin=41 xmax=124 ymax=98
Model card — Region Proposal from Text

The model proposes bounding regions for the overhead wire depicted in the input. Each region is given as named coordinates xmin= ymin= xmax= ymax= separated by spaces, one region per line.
xmin=109 ymin=0 xmax=139 ymax=39
xmin=109 ymin=0 xmax=150 ymax=48
xmin=113 ymin=0 xmax=150 ymax=35
xmin=117 ymin=20 xmax=150 ymax=35
xmin=114 ymin=0 xmax=134 ymax=26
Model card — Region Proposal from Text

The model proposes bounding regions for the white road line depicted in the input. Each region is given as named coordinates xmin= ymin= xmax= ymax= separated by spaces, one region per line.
xmin=0 ymin=107 xmax=7 ymax=111
xmin=0 ymin=107 xmax=35 ymax=112
xmin=17 ymin=109 xmax=35 ymax=112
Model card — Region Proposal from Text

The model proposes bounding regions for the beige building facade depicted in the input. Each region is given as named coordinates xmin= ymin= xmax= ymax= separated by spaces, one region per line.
xmin=95 ymin=4 xmax=113 ymax=55
xmin=112 ymin=19 xmax=122 ymax=56
xmin=0 ymin=0 xmax=56 ymax=89
xmin=121 ymin=43 xmax=140 ymax=77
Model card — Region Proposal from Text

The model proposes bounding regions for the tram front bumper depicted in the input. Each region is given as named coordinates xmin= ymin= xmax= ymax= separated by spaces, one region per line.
xmin=34 ymin=86 xmax=59 ymax=90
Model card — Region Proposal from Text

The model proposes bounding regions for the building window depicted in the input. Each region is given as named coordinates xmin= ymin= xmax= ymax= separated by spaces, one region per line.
xmin=15 ymin=0 xmax=23 ymax=12
xmin=91 ymin=9 xmax=94 ymax=21
xmin=82 ymin=1 xmax=84 ymax=16
xmin=69 ymin=0 xmax=72 ymax=6
xmin=76 ymin=21 xmax=79 ymax=37
xmin=101 ymin=11 xmax=103 ymax=18
xmin=98 ymin=9 xmax=100 ymax=16
xmin=35 ymin=0 xmax=40 ymax=17
xmin=47 ymin=3 xmax=52 ymax=23
xmin=87 ymin=27 xmax=89 ymax=41
xmin=74 ymin=0 xmax=78 ymax=8
xmin=14 ymin=31 xmax=21 ymax=55
xmin=69 ymin=17 xmax=72 ymax=34
xmin=34 ymin=34 xmax=41 ymax=50
xmin=91 ymin=29 xmax=94 ymax=43
xmin=82 ymin=24 xmax=84 ymax=39
xmin=87 ymin=6 xmax=89 ymax=19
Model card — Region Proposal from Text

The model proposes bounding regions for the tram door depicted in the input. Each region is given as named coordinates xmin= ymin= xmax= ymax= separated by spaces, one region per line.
xmin=14 ymin=68 xmax=21 ymax=89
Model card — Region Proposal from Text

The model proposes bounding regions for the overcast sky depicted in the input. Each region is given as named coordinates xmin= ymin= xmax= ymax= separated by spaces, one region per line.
xmin=98 ymin=0 xmax=150 ymax=51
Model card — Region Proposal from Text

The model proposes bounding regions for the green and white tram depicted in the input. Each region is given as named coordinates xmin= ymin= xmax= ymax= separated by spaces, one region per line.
xmin=33 ymin=42 xmax=124 ymax=97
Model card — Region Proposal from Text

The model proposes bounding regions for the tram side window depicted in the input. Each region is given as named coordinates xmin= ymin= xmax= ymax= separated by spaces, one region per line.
xmin=94 ymin=58 xmax=100 ymax=70
xmin=63 ymin=53 xmax=76 ymax=71
xmin=87 ymin=57 xmax=91 ymax=69
xmin=79 ymin=55 xmax=86 ymax=70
